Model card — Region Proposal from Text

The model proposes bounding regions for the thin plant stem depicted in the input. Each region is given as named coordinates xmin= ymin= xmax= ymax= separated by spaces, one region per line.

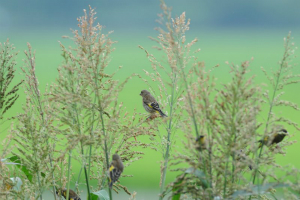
xmin=99 ymin=111 xmax=113 ymax=200
xmin=203 ymin=102 xmax=214 ymax=198
xmin=59 ymin=160 xmax=64 ymax=200
xmin=28 ymin=117 xmax=43 ymax=200
xmin=35 ymin=171 xmax=42 ymax=200
xmin=88 ymin=139 xmax=93 ymax=178
xmin=223 ymin=159 xmax=230 ymax=197
xmin=66 ymin=150 xmax=72 ymax=200
xmin=74 ymin=106 xmax=92 ymax=200
xmin=80 ymin=142 xmax=92 ymax=200
xmin=177 ymin=55 xmax=199 ymax=138
xmin=87 ymin=102 xmax=96 ymax=179
xmin=75 ymin=166 xmax=83 ymax=191
xmin=90 ymin=43 xmax=113 ymax=198
xmin=86 ymin=51 xmax=98 ymax=179
xmin=249 ymin=35 xmax=290 ymax=200
xmin=46 ymin=140 xmax=57 ymax=200
xmin=177 ymin=49 xmax=213 ymax=198
xmin=159 ymin=129 xmax=171 ymax=200
xmin=252 ymin=39 xmax=289 ymax=184
xmin=24 ymin=45 xmax=57 ymax=200
xmin=159 ymin=73 xmax=177 ymax=200
xmin=37 ymin=106 xmax=57 ymax=200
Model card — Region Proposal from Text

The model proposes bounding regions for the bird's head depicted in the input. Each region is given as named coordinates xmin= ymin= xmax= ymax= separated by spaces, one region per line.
xmin=140 ymin=90 xmax=150 ymax=96
xmin=196 ymin=135 xmax=205 ymax=143
xmin=279 ymin=129 xmax=288 ymax=135
xmin=112 ymin=154 xmax=121 ymax=161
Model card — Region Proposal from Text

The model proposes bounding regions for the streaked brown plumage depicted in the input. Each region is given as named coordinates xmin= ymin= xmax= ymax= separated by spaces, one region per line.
xmin=56 ymin=188 xmax=81 ymax=200
xmin=109 ymin=154 xmax=124 ymax=189
xmin=140 ymin=90 xmax=167 ymax=117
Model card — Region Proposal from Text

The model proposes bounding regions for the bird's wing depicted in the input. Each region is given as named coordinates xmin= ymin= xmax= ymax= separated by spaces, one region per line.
xmin=113 ymin=168 xmax=122 ymax=182
xmin=148 ymin=102 xmax=161 ymax=111
xmin=109 ymin=164 xmax=115 ymax=182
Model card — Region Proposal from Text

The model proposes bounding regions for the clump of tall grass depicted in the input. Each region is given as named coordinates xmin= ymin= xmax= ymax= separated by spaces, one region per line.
xmin=11 ymin=43 xmax=57 ymax=200
xmin=138 ymin=1 xmax=191 ymax=198
xmin=48 ymin=5 xmax=154 ymax=200
xmin=1 ymin=5 xmax=155 ymax=200
xmin=0 ymin=39 xmax=23 ymax=198
xmin=145 ymin=1 xmax=300 ymax=199
xmin=0 ymin=39 xmax=23 ymax=121
xmin=1 ymin=1 xmax=300 ymax=200
xmin=0 ymin=39 xmax=23 ymax=159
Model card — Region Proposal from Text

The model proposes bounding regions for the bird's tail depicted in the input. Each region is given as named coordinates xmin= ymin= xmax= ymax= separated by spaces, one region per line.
xmin=158 ymin=109 xmax=167 ymax=117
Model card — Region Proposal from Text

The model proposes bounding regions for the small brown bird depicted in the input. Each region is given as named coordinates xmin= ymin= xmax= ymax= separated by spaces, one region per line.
xmin=258 ymin=129 xmax=288 ymax=148
xmin=140 ymin=90 xmax=167 ymax=118
xmin=109 ymin=154 xmax=124 ymax=189
xmin=56 ymin=188 xmax=81 ymax=200
xmin=196 ymin=135 xmax=207 ymax=151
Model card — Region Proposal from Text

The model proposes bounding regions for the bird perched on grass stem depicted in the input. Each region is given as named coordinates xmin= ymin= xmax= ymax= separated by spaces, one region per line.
xmin=56 ymin=188 xmax=81 ymax=200
xmin=140 ymin=90 xmax=167 ymax=118
xmin=258 ymin=129 xmax=288 ymax=148
xmin=196 ymin=135 xmax=207 ymax=151
xmin=109 ymin=154 xmax=124 ymax=189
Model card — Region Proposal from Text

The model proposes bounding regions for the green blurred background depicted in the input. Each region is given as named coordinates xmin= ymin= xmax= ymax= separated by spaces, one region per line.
xmin=1 ymin=0 xmax=300 ymax=199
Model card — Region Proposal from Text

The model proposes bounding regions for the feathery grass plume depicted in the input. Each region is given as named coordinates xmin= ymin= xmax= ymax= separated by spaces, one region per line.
xmin=167 ymin=34 xmax=299 ymax=199
xmin=215 ymin=60 xmax=261 ymax=197
xmin=0 ymin=39 xmax=23 ymax=121
xmin=167 ymin=59 xmax=262 ymax=199
xmin=22 ymin=43 xmax=58 ymax=199
xmin=0 ymin=39 xmax=23 ymax=199
xmin=48 ymin=6 xmax=154 ymax=199
xmin=10 ymin=43 xmax=58 ymax=200
xmin=139 ymin=1 xmax=192 ymax=198
xmin=251 ymin=32 xmax=300 ymax=196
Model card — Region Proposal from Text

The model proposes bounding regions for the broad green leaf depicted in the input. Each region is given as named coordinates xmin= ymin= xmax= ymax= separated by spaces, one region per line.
xmin=185 ymin=167 xmax=208 ymax=189
xmin=231 ymin=183 xmax=289 ymax=198
xmin=8 ymin=155 xmax=46 ymax=183
xmin=9 ymin=155 xmax=33 ymax=183
xmin=90 ymin=190 xmax=110 ymax=200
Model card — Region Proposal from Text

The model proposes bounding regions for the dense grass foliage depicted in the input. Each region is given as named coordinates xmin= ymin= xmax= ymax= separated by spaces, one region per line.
xmin=1 ymin=1 xmax=300 ymax=199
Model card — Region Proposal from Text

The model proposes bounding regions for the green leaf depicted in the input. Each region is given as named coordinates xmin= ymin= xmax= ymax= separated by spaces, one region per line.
xmin=9 ymin=155 xmax=33 ymax=183
xmin=172 ymin=176 xmax=185 ymax=200
xmin=230 ymin=183 xmax=290 ymax=198
xmin=1 ymin=158 xmax=19 ymax=165
xmin=8 ymin=155 xmax=46 ymax=182
xmin=90 ymin=190 xmax=110 ymax=200
xmin=172 ymin=168 xmax=208 ymax=199
xmin=185 ymin=167 xmax=208 ymax=189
